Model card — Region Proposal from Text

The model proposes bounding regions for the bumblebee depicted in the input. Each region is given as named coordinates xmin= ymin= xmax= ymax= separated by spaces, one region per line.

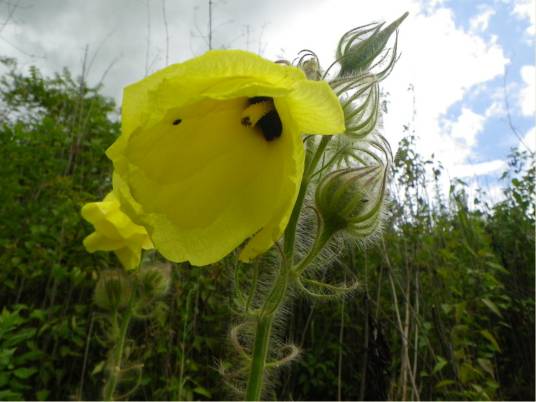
xmin=241 ymin=97 xmax=282 ymax=141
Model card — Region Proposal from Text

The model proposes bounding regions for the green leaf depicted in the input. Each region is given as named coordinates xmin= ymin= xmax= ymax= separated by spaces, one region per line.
xmin=435 ymin=379 xmax=455 ymax=389
xmin=480 ymin=330 xmax=501 ymax=352
xmin=193 ymin=386 xmax=212 ymax=398
xmin=432 ymin=356 xmax=448 ymax=374
xmin=13 ymin=367 xmax=38 ymax=379
xmin=0 ymin=372 xmax=9 ymax=387
xmin=477 ymin=358 xmax=495 ymax=378
xmin=0 ymin=390 xmax=23 ymax=400
xmin=91 ymin=360 xmax=106 ymax=375
xmin=471 ymin=384 xmax=491 ymax=400
xmin=459 ymin=362 xmax=478 ymax=384
xmin=481 ymin=298 xmax=503 ymax=318
xmin=36 ymin=390 xmax=49 ymax=401
xmin=29 ymin=309 xmax=47 ymax=321
xmin=4 ymin=328 xmax=37 ymax=348
xmin=486 ymin=261 xmax=509 ymax=274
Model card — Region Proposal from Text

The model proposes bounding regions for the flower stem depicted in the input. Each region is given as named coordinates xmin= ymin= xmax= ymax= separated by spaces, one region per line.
xmin=245 ymin=136 xmax=333 ymax=400
xmin=245 ymin=261 xmax=291 ymax=400
xmin=245 ymin=316 xmax=273 ymax=400
xmin=292 ymin=227 xmax=333 ymax=276
xmin=284 ymin=136 xmax=331 ymax=261
xmin=103 ymin=305 xmax=133 ymax=401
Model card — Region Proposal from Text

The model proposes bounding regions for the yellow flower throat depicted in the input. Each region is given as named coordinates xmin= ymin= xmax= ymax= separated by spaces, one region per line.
xmin=240 ymin=97 xmax=283 ymax=141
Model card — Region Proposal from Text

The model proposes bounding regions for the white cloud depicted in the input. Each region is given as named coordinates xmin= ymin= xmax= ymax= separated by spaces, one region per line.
xmin=470 ymin=7 xmax=495 ymax=32
xmin=378 ymin=6 xmax=508 ymax=177
xmin=519 ymin=65 xmax=535 ymax=116
xmin=484 ymin=97 xmax=505 ymax=118
xmin=207 ymin=0 xmax=509 ymax=174
xmin=0 ymin=0 xmax=512 ymax=188
xmin=512 ymin=0 xmax=536 ymax=35
xmin=451 ymin=159 xmax=507 ymax=178
xmin=483 ymin=182 xmax=506 ymax=204
xmin=447 ymin=107 xmax=485 ymax=149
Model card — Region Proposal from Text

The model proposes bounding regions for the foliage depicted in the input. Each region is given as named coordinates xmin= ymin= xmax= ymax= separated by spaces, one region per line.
xmin=0 ymin=61 xmax=533 ymax=401
xmin=279 ymin=136 xmax=534 ymax=401
xmin=0 ymin=57 xmax=118 ymax=400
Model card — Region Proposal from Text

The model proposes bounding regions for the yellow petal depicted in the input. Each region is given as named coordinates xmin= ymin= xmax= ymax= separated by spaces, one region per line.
xmin=239 ymin=98 xmax=304 ymax=261
xmin=81 ymin=191 xmax=153 ymax=270
xmin=121 ymin=97 xmax=296 ymax=266
xmin=285 ymin=80 xmax=345 ymax=135
xmin=118 ymin=50 xmax=306 ymax=138
xmin=114 ymin=245 xmax=141 ymax=270
xmin=81 ymin=196 xmax=146 ymax=240
xmin=107 ymin=50 xmax=345 ymax=266
xmin=81 ymin=199 xmax=113 ymax=223
xmin=83 ymin=232 xmax=123 ymax=252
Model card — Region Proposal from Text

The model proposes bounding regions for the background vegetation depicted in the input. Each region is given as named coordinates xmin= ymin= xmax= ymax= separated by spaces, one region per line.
xmin=0 ymin=58 xmax=533 ymax=401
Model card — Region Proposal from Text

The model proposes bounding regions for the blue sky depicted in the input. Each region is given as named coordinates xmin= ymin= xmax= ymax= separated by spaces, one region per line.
xmin=445 ymin=0 xmax=534 ymax=156
xmin=0 ymin=0 xmax=534 ymax=200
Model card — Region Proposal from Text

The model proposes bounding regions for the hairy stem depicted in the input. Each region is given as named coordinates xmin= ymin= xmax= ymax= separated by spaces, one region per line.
xmin=245 ymin=262 xmax=291 ymax=400
xmin=284 ymin=136 xmax=331 ymax=261
xmin=245 ymin=136 xmax=332 ymax=400
xmin=245 ymin=316 xmax=274 ymax=400
xmin=103 ymin=306 xmax=133 ymax=401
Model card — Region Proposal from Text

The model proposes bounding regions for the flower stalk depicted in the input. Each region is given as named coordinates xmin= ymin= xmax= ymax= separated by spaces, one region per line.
xmin=244 ymin=136 xmax=332 ymax=400
xmin=102 ymin=298 xmax=134 ymax=401
xmin=93 ymin=265 xmax=170 ymax=401
xmin=245 ymin=316 xmax=274 ymax=400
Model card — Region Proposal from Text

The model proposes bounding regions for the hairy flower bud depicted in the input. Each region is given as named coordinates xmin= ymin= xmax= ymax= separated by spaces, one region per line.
xmin=316 ymin=165 xmax=387 ymax=239
xmin=137 ymin=263 xmax=171 ymax=299
xmin=300 ymin=57 xmax=322 ymax=81
xmin=94 ymin=270 xmax=133 ymax=310
xmin=337 ymin=12 xmax=408 ymax=77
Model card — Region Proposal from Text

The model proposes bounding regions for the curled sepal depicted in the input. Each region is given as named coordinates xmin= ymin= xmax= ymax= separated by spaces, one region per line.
xmin=112 ymin=363 xmax=144 ymax=400
xmin=94 ymin=270 xmax=133 ymax=311
xmin=265 ymin=344 xmax=300 ymax=368
xmin=295 ymin=50 xmax=322 ymax=81
xmin=229 ymin=323 xmax=253 ymax=362
xmin=331 ymin=75 xmax=380 ymax=139
xmin=336 ymin=12 xmax=408 ymax=78
xmin=295 ymin=275 xmax=359 ymax=300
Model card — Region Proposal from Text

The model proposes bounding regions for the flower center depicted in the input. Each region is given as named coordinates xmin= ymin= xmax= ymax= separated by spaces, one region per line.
xmin=241 ymin=97 xmax=282 ymax=141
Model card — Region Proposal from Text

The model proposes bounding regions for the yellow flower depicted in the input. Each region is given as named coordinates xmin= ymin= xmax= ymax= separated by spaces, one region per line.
xmin=81 ymin=192 xmax=153 ymax=270
xmin=107 ymin=50 xmax=344 ymax=266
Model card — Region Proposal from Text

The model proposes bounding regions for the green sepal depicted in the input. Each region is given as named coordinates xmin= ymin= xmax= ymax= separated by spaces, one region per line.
xmin=338 ymin=12 xmax=408 ymax=76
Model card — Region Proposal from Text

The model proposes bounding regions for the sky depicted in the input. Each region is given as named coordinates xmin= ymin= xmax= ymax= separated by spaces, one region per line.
xmin=0 ymin=0 xmax=534 ymax=202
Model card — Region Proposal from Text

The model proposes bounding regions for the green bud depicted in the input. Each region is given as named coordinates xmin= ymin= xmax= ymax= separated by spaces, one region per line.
xmin=299 ymin=55 xmax=322 ymax=81
xmin=315 ymin=165 xmax=387 ymax=239
xmin=137 ymin=263 xmax=171 ymax=299
xmin=339 ymin=77 xmax=379 ymax=139
xmin=94 ymin=270 xmax=133 ymax=310
xmin=337 ymin=12 xmax=408 ymax=78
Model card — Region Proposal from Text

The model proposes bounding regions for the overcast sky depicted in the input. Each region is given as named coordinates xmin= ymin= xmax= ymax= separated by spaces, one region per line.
xmin=1 ymin=0 xmax=534 ymax=200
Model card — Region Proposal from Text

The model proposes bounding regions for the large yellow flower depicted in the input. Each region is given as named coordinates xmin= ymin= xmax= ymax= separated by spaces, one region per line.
xmin=81 ymin=192 xmax=153 ymax=270
xmin=107 ymin=50 xmax=344 ymax=266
